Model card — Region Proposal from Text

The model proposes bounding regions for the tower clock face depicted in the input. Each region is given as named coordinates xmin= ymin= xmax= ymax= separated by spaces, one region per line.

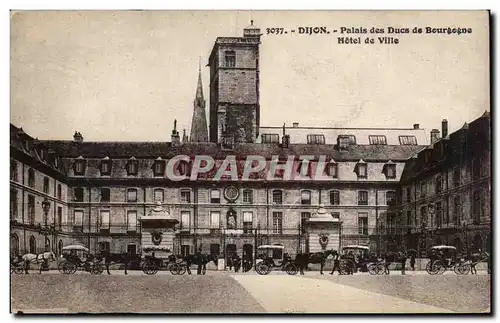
xmin=224 ymin=186 xmax=239 ymax=202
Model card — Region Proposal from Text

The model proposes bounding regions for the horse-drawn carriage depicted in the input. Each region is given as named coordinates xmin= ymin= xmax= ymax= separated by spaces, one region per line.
xmin=425 ymin=245 xmax=470 ymax=275
xmin=141 ymin=252 xmax=216 ymax=275
xmin=255 ymin=244 xmax=299 ymax=275
xmin=339 ymin=245 xmax=376 ymax=274
xmin=58 ymin=244 xmax=104 ymax=275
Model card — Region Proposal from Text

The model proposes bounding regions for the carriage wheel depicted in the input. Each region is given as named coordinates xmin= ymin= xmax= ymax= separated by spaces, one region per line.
xmin=460 ymin=264 xmax=471 ymax=275
xmin=62 ymin=262 xmax=76 ymax=274
xmin=91 ymin=264 xmax=104 ymax=275
xmin=425 ymin=261 xmax=439 ymax=275
xmin=169 ymin=263 xmax=179 ymax=275
xmin=285 ymin=263 xmax=298 ymax=275
xmin=58 ymin=261 xmax=67 ymax=274
xmin=435 ymin=261 xmax=446 ymax=275
xmin=202 ymin=266 xmax=207 ymax=275
xmin=15 ymin=265 xmax=24 ymax=274
xmin=255 ymin=262 xmax=269 ymax=275
xmin=142 ymin=260 xmax=158 ymax=275
xmin=10 ymin=265 xmax=14 ymax=274
xmin=367 ymin=263 xmax=378 ymax=275
xmin=177 ymin=265 xmax=187 ymax=275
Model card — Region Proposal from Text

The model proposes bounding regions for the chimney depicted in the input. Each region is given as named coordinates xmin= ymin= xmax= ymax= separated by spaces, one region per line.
xmin=171 ymin=119 xmax=180 ymax=146
xmin=430 ymin=129 xmax=440 ymax=144
xmin=442 ymin=119 xmax=448 ymax=138
xmin=292 ymin=122 xmax=299 ymax=128
xmin=282 ymin=134 xmax=290 ymax=148
xmin=413 ymin=124 xmax=420 ymax=130
xmin=73 ymin=131 xmax=83 ymax=143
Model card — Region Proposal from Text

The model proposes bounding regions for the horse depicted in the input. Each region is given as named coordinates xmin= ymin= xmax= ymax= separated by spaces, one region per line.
xmin=98 ymin=251 xmax=141 ymax=275
xmin=469 ymin=250 xmax=490 ymax=275
xmin=21 ymin=251 xmax=56 ymax=274
xmin=295 ymin=249 xmax=338 ymax=275
xmin=170 ymin=253 xmax=218 ymax=275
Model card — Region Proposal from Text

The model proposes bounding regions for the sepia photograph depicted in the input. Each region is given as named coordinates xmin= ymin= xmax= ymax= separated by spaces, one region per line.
xmin=9 ymin=9 xmax=491 ymax=314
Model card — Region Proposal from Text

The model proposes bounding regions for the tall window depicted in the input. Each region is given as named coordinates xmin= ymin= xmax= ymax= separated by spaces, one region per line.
xmin=127 ymin=188 xmax=137 ymax=202
xmin=406 ymin=187 xmax=411 ymax=203
xmin=224 ymin=50 xmax=236 ymax=67
xmin=358 ymin=213 xmax=368 ymax=235
xmin=453 ymin=167 xmax=461 ymax=187
xmin=243 ymin=189 xmax=253 ymax=204
xmin=181 ymin=211 xmax=190 ymax=230
xmin=210 ymin=211 xmax=220 ymax=229
xmin=356 ymin=162 xmax=367 ymax=178
xmin=301 ymin=190 xmax=311 ymax=205
xmin=73 ymin=210 xmax=83 ymax=229
xmin=369 ymin=135 xmax=387 ymax=145
xmin=272 ymin=212 xmax=283 ymax=234
xmin=28 ymin=168 xmax=35 ymax=188
xmin=101 ymin=188 xmax=110 ymax=202
xmin=399 ymin=135 xmax=418 ymax=145
xmin=43 ymin=177 xmax=50 ymax=194
xmin=243 ymin=212 xmax=253 ymax=234
xmin=100 ymin=210 xmax=110 ymax=231
xmin=358 ymin=191 xmax=368 ymax=205
xmin=127 ymin=211 xmax=137 ymax=232
xmin=406 ymin=210 xmax=412 ymax=226
xmin=272 ymin=190 xmax=283 ymax=204
xmin=453 ymin=195 xmax=461 ymax=225
xmin=472 ymin=158 xmax=481 ymax=180
xmin=29 ymin=236 xmax=36 ymax=254
xmin=154 ymin=189 xmax=164 ymax=203
xmin=100 ymin=159 xmax=112 ymax=176
xmin=472 ymin=190 xmax=482 ymax=224
xmin=301 ymin=212 xmax=311 ymax=233
xmin=420 ymin=206 xmax=427 ymax=227
xmin=261 ymin=134 xmax=279 ymax=144
xmin=10 ymin=189 xmax=18 ymax=220
xmin=384 ymin=164 xmax=396 ymax=179
xmin=153 ymin=160 xmax=166 ymax=177
xmin=10 ymin=160 xmax=17 ymax=181
xmin=330 ymin=190 xmax=340 ymax=205
xmin=180 ymin=190 xmax=191 ymax=203
xmin=327 ymin=162 xmax=338 ymax=178
xmin=435 ymin=175 xmax=442 ymax=194
xmin=210 ymin=190 xmax=221 ymax=204
xmin=74 ymin=187 xmax=84 ymax=202
xmin=420 ymin=181 xmax=426 ymax=198
xmin=436 ymin=202 xmax=443 ymax=227
xmin=28 ymin=195 xmax=35 ymax=225
xmin=57 ymin=206 xmax=62 ymax=230
xmin=307 ymin=134 xmax=326 ymax=145
xmin=74 ymin=159 xmax=86 ymax=175
xmin=386 ymin=191 xmax=395 ymax=205
xmin=57 ymin=184 xmax=62 ymax=199
xmin=127 ymin=158 xmax=139 ymax=176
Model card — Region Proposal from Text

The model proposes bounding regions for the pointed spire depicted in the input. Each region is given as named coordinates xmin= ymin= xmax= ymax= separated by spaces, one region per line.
xmin=190 ymin=62 xmax=209 ymax=142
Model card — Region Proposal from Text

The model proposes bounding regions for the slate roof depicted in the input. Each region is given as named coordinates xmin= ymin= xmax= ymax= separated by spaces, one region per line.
xmin=39 ymin=140 xmax=424 ymax=162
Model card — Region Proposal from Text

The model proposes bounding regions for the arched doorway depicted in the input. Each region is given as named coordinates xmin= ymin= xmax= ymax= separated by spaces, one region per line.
xmin=454 ymin=237 xmax=463 ymax=253
xmin=226 ymin=244 xmax=236 ymax=257
xmin=472 ymin=235 xmax=483 ymax=251
xmin=29 ymin=236 xmax=36 ymax=254
xmin=10 ymin=233 xmax=19 ymax=256
xmin=243 ymin=244 xmax=253 ymax=259
xmin=58 ymin=240 xmax=63 ymax=256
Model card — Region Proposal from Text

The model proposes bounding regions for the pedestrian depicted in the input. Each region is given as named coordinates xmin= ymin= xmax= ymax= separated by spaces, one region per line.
xmin=383 ymin=253 xmax=391 ymax=275
xmin=234 ymin=254 xmax=241 ymax=273
xmin=123 ymin=250 xmax=131 ymax=275
xmin=227 ymin=253 xmax=233 ymax=271
xmin=410 ymin=253 xmax=416 ymax=271
xmin=195 ymin=249 xmax=203 ymax=275
xmin=330 ymin=252 xmax=341 ymax=275
xmin=400 ymin=251 xmax=407 ymax=275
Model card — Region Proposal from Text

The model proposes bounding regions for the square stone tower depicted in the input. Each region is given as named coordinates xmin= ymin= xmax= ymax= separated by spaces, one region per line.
xmin=208 ymin=21 xmax=261 ymax=143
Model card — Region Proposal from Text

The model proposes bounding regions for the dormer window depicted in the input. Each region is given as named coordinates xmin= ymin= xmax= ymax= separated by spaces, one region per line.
xmin=369 ymin=135 xmax=387 ymax=145
xmin=383 ymin=161 xmax=396 ymax=179
xmin=100 ymin=157 xmax=112 ymax=176
xmin=326 ymin=159 xmax=338 ymax=178
xmin=261 ymin=134 xmax=280 ymax=144
xmin=73 ymin=157 xmax=86 ymax=176
xmin=224 ymin=50 xmax=236 ymax=68
xmin=355 ymin=160 xmax=368 ymax=179
xmin=153 ymin=158 xmax=166 ymax=177
xmin=337 ymin=135 xmax=356 ymax=149
xmin=307 ymin=134 xmax=325 ymax=145
xmin=127 ymin=157 xmax=139 ymax=176
xmin=39 ymin=148 xmax=46 ymax=161
xmin=177 ymin=159 xmax=192 ymax=176
xmin=399 ymin=135 xmax=418 ymax=145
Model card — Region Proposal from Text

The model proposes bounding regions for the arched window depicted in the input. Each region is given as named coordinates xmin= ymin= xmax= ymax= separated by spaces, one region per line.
xmin=301 ymin=190 xmax=311 ymax=205
xmin=58 ymin=239 xmax=63 ymax=256
xmin=272 ymin=190 xmax=283 ymax=205
xmin=29 ymin=236 xmax=36 ymax=254
xmin=28 ymin=168 xmax=35 ymax=188
xmin=10 ymin=233 xmax=19 ymax=256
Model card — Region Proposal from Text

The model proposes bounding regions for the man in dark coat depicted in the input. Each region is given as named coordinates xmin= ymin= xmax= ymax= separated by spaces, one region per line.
xmin=400 ymin=251 xmax=407 ymax=275
xmin=410 ymin=253 xmax=416 ymax=271
xmin=123 ymin=250 xmax=131 ymax=275
xmin=329 ymin=252 xmax=341 ymax=275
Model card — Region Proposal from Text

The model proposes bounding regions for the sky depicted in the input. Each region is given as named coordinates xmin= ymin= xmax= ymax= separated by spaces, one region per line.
xmin=10 ymin=10 xmax=490 ymax=142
